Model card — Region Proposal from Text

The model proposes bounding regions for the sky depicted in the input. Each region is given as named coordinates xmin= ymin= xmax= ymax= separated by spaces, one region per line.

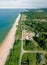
xmin=0 ymin=0 xmax=47 ymax=8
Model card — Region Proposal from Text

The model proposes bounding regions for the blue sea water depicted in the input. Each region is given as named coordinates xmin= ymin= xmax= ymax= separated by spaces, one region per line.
xmin=0 ymin=9 xmax=23 ymax=43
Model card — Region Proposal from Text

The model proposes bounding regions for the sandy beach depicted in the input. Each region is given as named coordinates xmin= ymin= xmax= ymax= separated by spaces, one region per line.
xmin=0 ymin=14 xmax=21 ymax=65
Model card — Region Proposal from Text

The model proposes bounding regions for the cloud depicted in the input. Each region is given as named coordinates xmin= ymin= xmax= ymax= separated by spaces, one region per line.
xmin=0 ymin=0 xmax=47 ymax=8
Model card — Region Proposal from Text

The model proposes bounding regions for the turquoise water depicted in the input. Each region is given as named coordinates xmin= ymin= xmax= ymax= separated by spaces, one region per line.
xmin=0 ymin=9 xmax=22 ymax=43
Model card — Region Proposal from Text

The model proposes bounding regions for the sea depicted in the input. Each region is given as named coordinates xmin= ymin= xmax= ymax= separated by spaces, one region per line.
xmin=0 ymin=9 xmax=25 ymax=43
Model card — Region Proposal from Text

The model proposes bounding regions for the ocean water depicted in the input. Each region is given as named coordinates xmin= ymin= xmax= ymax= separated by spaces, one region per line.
xmin=0 ymin=9 xmax=23 ymax=43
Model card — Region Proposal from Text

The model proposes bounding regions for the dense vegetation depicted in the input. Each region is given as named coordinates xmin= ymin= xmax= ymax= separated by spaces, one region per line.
xmin=22 ymin=53 xmax=36 ymax=65
xmin=23 ymin=40 xmax=35 ymax=50
xmin=34 ymin=32 xmax=47 ymax=50
xmin=22 ymin=53 xmax=47 ymax=65
xmin=21 ymin=9 xmax=47 ymax=32
xmin=21 ymin=9 xmax=47 ymax=50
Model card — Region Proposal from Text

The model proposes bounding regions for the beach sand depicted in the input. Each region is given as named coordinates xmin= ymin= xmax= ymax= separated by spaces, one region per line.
xmin=0 ymin=14 xmax=21 ymax=65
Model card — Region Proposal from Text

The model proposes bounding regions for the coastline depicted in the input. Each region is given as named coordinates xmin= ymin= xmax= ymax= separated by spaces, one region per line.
xmin=0 ymin=14 xmax=21 ymax=65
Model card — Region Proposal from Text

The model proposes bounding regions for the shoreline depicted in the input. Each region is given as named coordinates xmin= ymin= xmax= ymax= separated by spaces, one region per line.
xmin=0 ymin=14 xmax=21 ymax=65
xmin=0 ymin=15 xmax=18 ymax=44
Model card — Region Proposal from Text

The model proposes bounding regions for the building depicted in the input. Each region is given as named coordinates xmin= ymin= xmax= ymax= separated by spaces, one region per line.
xmin=37 ymin=53 xmax=45 ymax=65
xmin=21 ymin=57 xmax=30 ymax=65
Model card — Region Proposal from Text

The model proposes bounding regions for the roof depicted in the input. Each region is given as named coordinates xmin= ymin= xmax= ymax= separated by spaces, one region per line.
xmin=26 ymin=36 xmax=29 ymax=40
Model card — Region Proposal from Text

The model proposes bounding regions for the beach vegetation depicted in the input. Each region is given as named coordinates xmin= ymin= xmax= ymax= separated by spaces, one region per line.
xmin=5 ymin=15 xmax=22 ymax=65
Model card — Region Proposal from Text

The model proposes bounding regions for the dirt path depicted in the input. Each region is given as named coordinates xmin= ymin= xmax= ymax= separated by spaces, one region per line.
xmin=19 ymin=31 xmax=47 ymax=65
xmin=0 ymin=14 xmax=21 ymax=65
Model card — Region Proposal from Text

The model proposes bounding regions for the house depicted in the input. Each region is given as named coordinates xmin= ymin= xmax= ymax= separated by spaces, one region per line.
xmin=37 ymin=53 xmax=45 ymax=65
xmin=22 ymin=26 xmax=27 ymax=30
xmin=22 ymin=30 xmax=35 ymax=40
xmin=25 ymin=36 xmax=29 ymax=40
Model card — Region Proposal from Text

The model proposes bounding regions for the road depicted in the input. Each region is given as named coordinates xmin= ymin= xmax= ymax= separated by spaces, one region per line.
xmin=19 ymin=31 xmax=47 ymax=65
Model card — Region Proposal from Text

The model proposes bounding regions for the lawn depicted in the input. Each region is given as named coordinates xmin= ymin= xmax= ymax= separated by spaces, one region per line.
xmin=23 ymin=39 xmax=43 ymax=51
xmin=44 ymin=54 xmax=47 ymax=65
xmin=21 ymin=53 xmax=36 ymax=65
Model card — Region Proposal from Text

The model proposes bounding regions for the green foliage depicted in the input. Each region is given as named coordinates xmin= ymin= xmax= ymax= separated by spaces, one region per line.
xmin=23 ymin=40 xmax=35 ymax=50
xmin=22 ymin=53 xmax=36 ymax=65
xmin=21 ymin=9 xmax=47 ymax=50
xmin=34 ymin=32 xmax=47 ymax=50
xmin=5 ymin=40 xmax=21 ymax=65
xmin=5 ymin=16 xmax=22 ymax=65
xmin=22 ymin=9 xmax=47 ymax=32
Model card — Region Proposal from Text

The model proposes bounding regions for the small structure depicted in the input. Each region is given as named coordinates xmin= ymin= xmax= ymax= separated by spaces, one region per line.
xmin=21 ymin=57 xmax=30 ymax=65
xmin=37 ymin=53 xmax=45 ymax=65
xmin=35 ymin=32 xmax=39 ymax=37
xmin=25 ymin=36 xmax=29 ymax=40
xmin=25 ymin=36 xmax=30 ymax=46
xmin=22 ymin=25 xmax=30 ymax=31
xmin=22 ymin=26 xmax=27 ymax=30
